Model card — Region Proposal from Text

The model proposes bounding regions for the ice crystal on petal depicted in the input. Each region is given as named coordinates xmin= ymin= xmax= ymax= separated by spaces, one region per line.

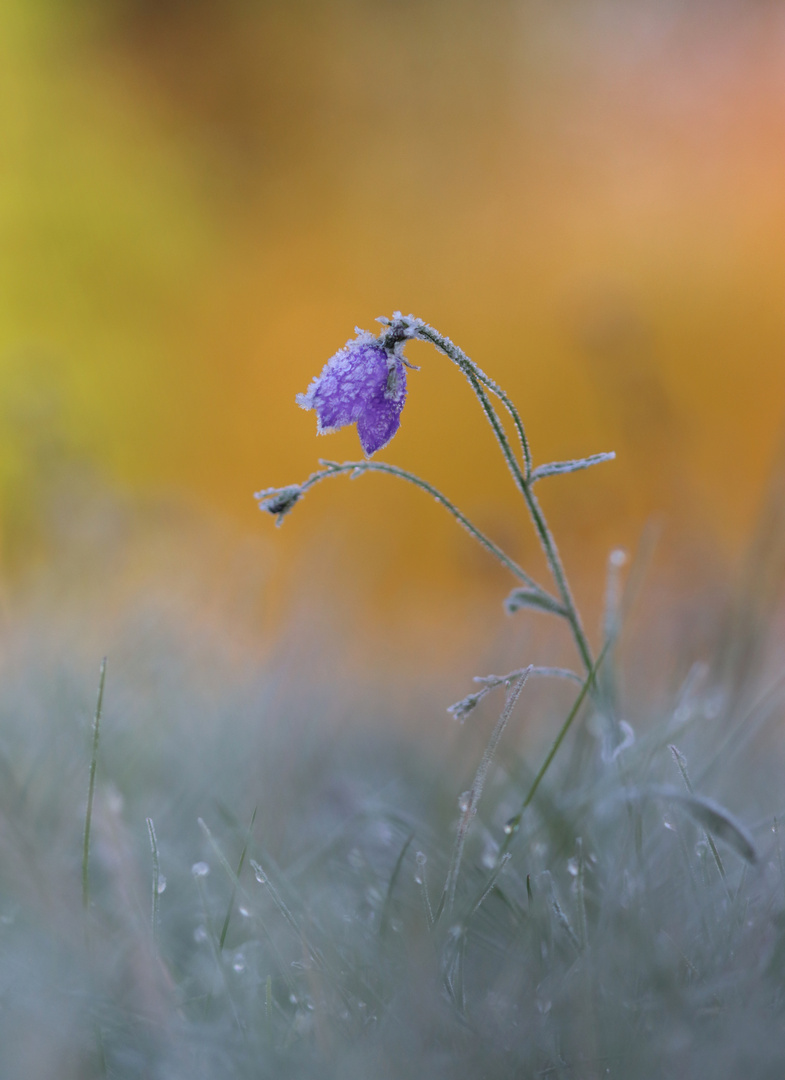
xmin=296 ymin=331 xmax=408 ymax=456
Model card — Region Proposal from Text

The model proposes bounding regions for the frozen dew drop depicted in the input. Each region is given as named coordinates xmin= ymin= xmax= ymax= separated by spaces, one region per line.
xmin=289 ymin=993 xmax=298 ymax=1005
xmin=458 ymin=791 xmax=472 ymax=814
xmin=481 ymin=841 xmax=499 ymax=869
xmin=232 ymin=953 xmax=246 ymax=973
xmin=156 ymin=875 xmax=167 ymax=894
xmin=504 ymin=817 xmax=519 ymax=836
xmin=374 ymin=821 xmax=394 ymax=846
xmin=609 ymin=548 xmax=628 ymax=568
xmin=107 ymin=788 xmax=124 ymax=814
xmin=194 ymin=925 xmax=208 ymax=943
xmin=567 ymin=857 xmax=579 ymax=877
xmin=414 ymin=850 xmax=427 ymax=884
xmin=191 ymin=861 xmax=210 ymax=878
xmin=390 ymin=918 xmax=403 ymax=934
xmin=251 ymin=860 xmax=267 ymax=884
xmin=239 ymin=906 xmax=250 ymax=918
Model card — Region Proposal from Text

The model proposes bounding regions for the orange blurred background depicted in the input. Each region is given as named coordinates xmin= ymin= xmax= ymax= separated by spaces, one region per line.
xmin=0 ymin=0 xmax=782 ymax=673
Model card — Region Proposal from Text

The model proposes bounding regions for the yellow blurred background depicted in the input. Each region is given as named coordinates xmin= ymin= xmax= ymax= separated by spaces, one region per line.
xmin=0 ymin=0 xmax=782 ymax=672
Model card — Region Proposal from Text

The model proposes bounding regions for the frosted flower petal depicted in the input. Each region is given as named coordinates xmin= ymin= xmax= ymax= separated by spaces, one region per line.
xmin=297 ymin=332 xmax=407 ymax=456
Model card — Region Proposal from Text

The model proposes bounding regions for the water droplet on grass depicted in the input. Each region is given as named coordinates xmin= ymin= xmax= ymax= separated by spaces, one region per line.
xmin=481 ymin=842 xmax=499 ymax=869
xmin=414 ymin=851 xmax=427 ymax=885
xmin=156 ymin=875 xmax=167 ymax=894
xmin=191 ymin=862 xmax=210 ymax=878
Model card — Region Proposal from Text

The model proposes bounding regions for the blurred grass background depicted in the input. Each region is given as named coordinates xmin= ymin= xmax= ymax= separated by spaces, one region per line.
xmin=1 ymin=7 xmax=785 ymax=1073
xmin=0 ymin=0 xmax=782 ymax=670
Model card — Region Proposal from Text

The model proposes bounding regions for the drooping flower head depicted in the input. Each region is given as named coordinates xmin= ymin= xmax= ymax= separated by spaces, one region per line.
xmin=296 ymin=322 xmax=418 ymax=456
xmin=254 ymin=483 xmax=303 ymax=526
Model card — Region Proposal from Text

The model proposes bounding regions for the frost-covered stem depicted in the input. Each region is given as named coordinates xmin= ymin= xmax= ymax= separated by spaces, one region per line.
xmin=146 ymin=817 xmax=160 ymax=941
xmin=413 ymin=323 xmax=593 ymax=674
xmin=498 ymin=640 xmax=610 ymax=862
xmin=301 ymin=460 xmax=556 ymax=600
xmin=411 ymin=324 xmax=533 ymax=477
xmin=82 ymin=657 xmax=107 ymax=914
xmin=523 ymin=482 xmax=593 ymax=675
xmin=439 ymin=668 xmax=530 ymax=921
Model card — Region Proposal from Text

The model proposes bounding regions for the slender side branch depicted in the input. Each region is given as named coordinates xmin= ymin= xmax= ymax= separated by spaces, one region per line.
xmin=259 ymin=460 xmax=557 ymax=602
xmin=448 ymin=665 xmax=582 ymax=721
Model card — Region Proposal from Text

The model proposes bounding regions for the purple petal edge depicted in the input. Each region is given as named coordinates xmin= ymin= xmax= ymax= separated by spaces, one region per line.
xmin=296 ymin=334 xmax=408 ymax=456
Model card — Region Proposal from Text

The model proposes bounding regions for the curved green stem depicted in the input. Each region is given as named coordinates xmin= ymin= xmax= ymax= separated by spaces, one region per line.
xmin=521 ymin=483 xmax=594 ymax=675
xmin=307 ymin=460 xmax=555 ymax=600
xmin=414 ymin=325 xmax=533 ymax=477
xmin=82 ymin=657 xmax=107 ymax=914
xmin=473 ymin=370 xmax=533 ymax=480
xmin=498 ymin=639 xmax=611 ymax=862
xmin=414 ymin=323 xmax=594 ymax=673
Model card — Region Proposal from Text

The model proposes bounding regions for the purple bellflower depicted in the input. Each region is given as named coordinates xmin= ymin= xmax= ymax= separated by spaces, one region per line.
xmin=296 ymin=329 xmax=413 ymax=457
